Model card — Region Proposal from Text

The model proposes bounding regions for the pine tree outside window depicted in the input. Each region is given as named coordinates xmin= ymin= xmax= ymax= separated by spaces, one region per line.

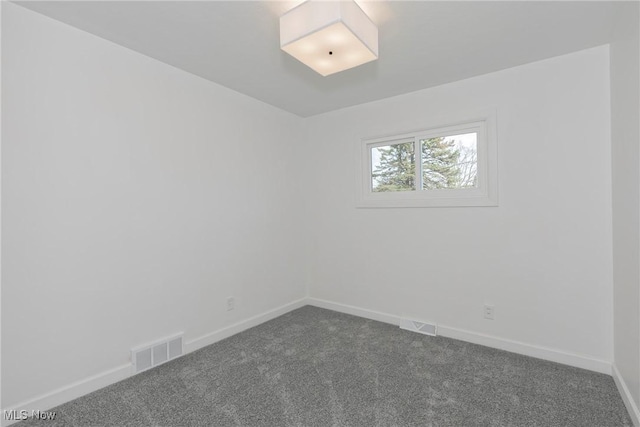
xmin=357 ymin=114 xmax=497 ymax=207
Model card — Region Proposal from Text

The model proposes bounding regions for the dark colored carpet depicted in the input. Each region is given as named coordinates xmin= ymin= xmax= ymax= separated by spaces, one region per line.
xmin=19 ymin=306 xmax=631 ymax=426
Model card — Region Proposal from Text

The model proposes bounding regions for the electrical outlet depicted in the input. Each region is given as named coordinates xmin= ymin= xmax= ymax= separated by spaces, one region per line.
xmin=226 ymin=297 xmax=235 ymax=311
xmin=483 ymin=304 xmax=495 ymax=320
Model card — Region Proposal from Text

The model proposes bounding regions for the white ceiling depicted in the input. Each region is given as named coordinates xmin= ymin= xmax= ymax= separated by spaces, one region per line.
xmin=15 ymin=1 xmax=618 ymax=117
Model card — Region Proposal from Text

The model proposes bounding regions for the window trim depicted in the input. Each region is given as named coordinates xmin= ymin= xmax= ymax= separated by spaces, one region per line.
xmin=356 ymin=111 xmax=498 ymax=208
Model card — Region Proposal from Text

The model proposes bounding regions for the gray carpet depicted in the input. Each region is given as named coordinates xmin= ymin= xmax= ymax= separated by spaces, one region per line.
xmin=19 ymin=306 xmax=631 ymax=426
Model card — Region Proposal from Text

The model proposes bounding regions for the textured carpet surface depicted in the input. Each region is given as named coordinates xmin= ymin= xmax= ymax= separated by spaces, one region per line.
xmin=20 ymin=306 xmax=631 ymax=426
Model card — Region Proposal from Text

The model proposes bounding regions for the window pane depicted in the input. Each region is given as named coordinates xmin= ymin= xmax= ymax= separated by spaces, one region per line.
xmin=421 ymin=133 xmax=477 ymax=190
xmin=371 ymin=142 xmax=415 ymax=192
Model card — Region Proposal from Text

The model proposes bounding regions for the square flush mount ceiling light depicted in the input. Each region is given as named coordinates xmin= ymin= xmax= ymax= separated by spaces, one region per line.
xmin=280 ymin=0 xmax=378 ymax=76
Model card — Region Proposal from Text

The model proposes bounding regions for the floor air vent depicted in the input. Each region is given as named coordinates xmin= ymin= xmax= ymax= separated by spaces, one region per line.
xmin=131 ymin=333 xmax=183 ymax=374
xmin=399 ymin=318 xmax=437 ymax=336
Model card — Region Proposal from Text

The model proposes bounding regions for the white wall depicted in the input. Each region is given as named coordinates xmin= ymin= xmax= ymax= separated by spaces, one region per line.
xmin=0 ymin=0 xmax=4 ymax=414
xmin=611 ymin=0 xmax=640 ymax=416
xmin=1 ymin=0 xmax=629 ymax=417
xmin=1 ymin=3 xmax=306 ymax=409
xmin=305 ymin=46 xmax=613 ymax=364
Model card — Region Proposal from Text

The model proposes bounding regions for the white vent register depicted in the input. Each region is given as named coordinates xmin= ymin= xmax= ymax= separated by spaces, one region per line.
xmin=399 ymin=318 xmax=437 ymax=337
xmin=131 ymin=333 xmax=183 ymax=374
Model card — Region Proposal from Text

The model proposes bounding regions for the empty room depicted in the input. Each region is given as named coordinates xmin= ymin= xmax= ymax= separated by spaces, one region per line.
xmin=1 ymin=0 xmax=639 ymax=425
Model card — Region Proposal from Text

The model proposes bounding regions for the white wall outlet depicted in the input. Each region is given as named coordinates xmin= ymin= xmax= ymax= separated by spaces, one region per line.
xmin=226 ymin=296 xmax=235 ymax=311
xmin=484 ymin=304 xmax=495 ymax=320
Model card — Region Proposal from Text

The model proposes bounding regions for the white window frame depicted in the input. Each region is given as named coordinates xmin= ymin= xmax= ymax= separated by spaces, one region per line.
xmin=356 ymin=111 xmax=498 ymax=208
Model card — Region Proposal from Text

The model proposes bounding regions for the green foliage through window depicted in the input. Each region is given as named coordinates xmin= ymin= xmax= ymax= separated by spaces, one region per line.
xmin=371 ymin=142 xmax=415 ymax=192
xmin=371 ymin=133 xmax=477 ymax=193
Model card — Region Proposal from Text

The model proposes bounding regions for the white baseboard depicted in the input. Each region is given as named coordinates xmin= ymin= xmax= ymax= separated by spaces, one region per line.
xmin=437 ymin=324 xmax=611 ymax=374
xmin=1 ymin=364 xmax=131 ymax=427
xmin=613 ymin=364 xmax=640 ymax=426
xmin=307 ymin=297 xmax=401 ymax=326
xmin=2 ymin=296 xmax=618 ymax=427
xmin=306 ymin=297 xmax=612 ymax=375
xmin=1 ymin=297 xmax=307 ymax=427
xmin=184 ymin=297 xmax=307 ymax=353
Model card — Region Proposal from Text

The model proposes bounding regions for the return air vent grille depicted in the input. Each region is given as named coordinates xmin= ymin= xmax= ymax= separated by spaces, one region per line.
xmin=131 ymin=333 xmax=183 ymax=374
xmin=399 ymin=318 xmax=437 ymax=336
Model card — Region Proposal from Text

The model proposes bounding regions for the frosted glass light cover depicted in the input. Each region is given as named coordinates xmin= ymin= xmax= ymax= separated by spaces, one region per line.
xmin=280 ymin=0 xmax=378 ymax=76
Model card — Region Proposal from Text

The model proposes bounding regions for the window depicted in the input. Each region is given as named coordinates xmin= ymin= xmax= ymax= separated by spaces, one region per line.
xmin=357 ymin=114 xmax=497 ymax=207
